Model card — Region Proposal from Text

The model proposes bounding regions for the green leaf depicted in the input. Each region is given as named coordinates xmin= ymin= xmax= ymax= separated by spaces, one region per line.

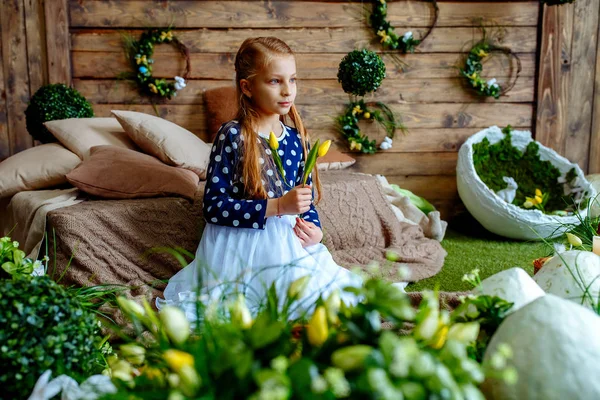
xmin=12 ymin=249 xmax=25 ymax=266
xmin=302 ymin=139 xmax=320 ymax=185
xmin=249 ymin=312 xmax=284 ymax=349
xmin=1 ymin=261 xmax=17 ymax=275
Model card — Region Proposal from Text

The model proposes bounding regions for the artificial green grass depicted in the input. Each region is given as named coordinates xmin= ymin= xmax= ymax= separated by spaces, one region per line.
xmin=406 ymin=214 xmax=548 ymax=292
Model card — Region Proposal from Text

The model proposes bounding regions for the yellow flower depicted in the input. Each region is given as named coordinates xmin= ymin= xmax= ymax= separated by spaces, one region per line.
xmin=535 ymin=188 xmax=542 ymax=197
xmin=430 ymin=324 xmax=449 ymax=349
xmin=525 ymin=196 xmax=540 ymax=206
xmin=523 ymin=200 xmax=534 ymax=208
xmin=160 ymin=31 xmax=173 ymax=41
xmin=148 ymin=83 xmax=158 ymax=93
xmin=534 ymin=195 xmax=543 ymax=204
xmin=566 ymin=232 xmax=583 ymax=247
xmin=363 ymin=112 xmax=371 ymax=119
xmin=355 ymin=142 xmax=362 ymax=151
xmin=380 ymin=0 xmax=386 ymax=4
xmin=164 ymin=349 xmax=195 ymax=372
xmin=136 ymin=55 xmax=147 ymax=65
xmin=467 ymin=72 xmax=478 ymax=81
xmin=476 ymin=49 xmax=489 ymax=58
xmin=351 ymin=105 xmax=363 ymax=116
xmin=318 ymin=140 xmax=331 ymax=157
xmin=307 ymin=306 xmax=329 ymax=346
xmin=269 ymin=131 xmax=279 ymax=150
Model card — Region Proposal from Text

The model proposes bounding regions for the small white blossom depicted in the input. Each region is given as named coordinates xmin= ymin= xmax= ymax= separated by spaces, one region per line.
xmin=402 ymin=31 xmax=413 ymax=42
xmin=174 ymin=76 xmax=186 ymax=91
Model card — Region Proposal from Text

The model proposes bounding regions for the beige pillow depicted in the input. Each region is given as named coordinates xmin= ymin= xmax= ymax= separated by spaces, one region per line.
xmin=44 ymin=117 xmax=136 ymax=160
xmin=317 ymin=149 xmax=356 ymax=171
xmin=0 ymin=143 xmax=81 ymax=198
xmin=112 ymin=110 xmax=211 ymax=179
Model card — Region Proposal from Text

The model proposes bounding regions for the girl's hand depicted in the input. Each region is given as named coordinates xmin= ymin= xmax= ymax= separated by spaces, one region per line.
xmin=294 ymin=217 xmax=323 ymax=247
xmin=279 ymin=186 xmax=313 ymax=215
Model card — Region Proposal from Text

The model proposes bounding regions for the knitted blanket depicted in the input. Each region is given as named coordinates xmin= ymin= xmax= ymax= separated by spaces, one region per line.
xmin=46 ymin=172 xmax=446 ymax=301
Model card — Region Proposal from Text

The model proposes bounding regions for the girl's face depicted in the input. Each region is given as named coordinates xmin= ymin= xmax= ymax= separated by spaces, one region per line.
xmin=242 ymin=55 xmax=297 ymax=119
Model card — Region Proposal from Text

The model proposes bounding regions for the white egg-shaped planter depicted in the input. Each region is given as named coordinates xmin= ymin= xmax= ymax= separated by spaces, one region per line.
xmin=475 ymin=268 xmax=545 ymax=314
xmin=457 ymin=126 xmax=594 ymax=240
xmin=533 ymin=250 xmax=600 ymax=309
xmin=481 ymin=295 xmax=600 ymax=400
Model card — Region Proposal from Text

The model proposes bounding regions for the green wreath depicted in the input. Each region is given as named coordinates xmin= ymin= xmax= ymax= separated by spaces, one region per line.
xmin=125 ymin=29 xmax=191 ymax=99
xmin=335 ymin=100 xmax=405 ymax=154
xmin=369 ymin=0 xmax=439 ymax=53
xmin=460 ymin=40 xmax=521 ymax=99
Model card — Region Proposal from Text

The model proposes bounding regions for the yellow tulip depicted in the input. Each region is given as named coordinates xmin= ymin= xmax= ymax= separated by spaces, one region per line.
xmin=535 ymin=195 xmax=543 ymax=204
xmin=566 ymin=232 xmax=583 ymax=247
xmin=535 ymin=188 xmax=542 ymax=197
xmin=269 ymin=131 xmax=279 ymax=150
xmin=430 ymin=324 xmax=449 ymax=349
xmin=523 ymin=200 xmax=534 ymax=208
xmin=159 ymin=306 xmax=190 ymax=345
xmin=164 ymin=349 xmax=195 ymax=372
xmin=288 ymin=275 xmax=311 ymax=300
xmin=318 ymin=140 xmax=331 ymax=157
xmin=307 ymin=306 xmax=329 ymax=346
xmin=116 ymin=297 xmax=145 ymax=319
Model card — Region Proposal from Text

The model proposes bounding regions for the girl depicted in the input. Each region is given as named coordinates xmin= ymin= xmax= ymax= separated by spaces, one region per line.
xmin=158 ymin=37 xmax=362 ymax=319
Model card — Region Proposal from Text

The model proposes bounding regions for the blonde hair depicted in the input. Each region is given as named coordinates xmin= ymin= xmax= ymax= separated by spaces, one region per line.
xmin=234 ymin=37 xmax=322 ymax=203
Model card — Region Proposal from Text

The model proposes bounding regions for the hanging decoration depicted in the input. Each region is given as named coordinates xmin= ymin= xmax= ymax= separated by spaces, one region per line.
xmin=460 ymin=30 xmax=522 ymax=99
xmin=121 ymin=29 xmax=191 ymax=100
xmin=336 ymin=50 xmax=406 ymax=154
xmin=369 ymin=0 xmax=439 ymax=53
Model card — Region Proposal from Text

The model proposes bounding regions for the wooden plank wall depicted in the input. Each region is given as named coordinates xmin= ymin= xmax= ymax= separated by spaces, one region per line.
xmin=536 ymin=0 xmax=600 ymax=173
xmin=0 ymin=0 xmax=598 ymax=218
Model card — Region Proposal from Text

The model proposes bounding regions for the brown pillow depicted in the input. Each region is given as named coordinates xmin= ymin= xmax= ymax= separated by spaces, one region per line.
xmin=0 ymin=143 xmax=81 ymax=199
xmin=317 ymin=149 xmax=356 ymax=171
xmin=204 ymin=86 xmax=238 ymax=141
xmin=66 ymin=145 xmax=199 ymax=200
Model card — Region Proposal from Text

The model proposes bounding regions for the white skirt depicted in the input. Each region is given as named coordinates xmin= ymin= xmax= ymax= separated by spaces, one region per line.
xmin=157 ymin=214 xmax=363 ymax=321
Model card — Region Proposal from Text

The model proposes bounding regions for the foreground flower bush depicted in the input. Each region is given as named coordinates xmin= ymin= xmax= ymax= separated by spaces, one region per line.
xmin=102 ymin=278 xmax=515 ymax=399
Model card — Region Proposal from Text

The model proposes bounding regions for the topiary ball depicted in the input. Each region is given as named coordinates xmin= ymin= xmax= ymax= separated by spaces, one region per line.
xmin=337 ymin=49 xmax=386 ymax=97
xmin=0 ymin=275 xmax=103 ymax=399
xmin=25 ymin=83 xmax=94 ymax=143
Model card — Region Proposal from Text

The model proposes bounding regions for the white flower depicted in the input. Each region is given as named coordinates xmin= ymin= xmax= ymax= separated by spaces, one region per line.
xmin=174 ymin=76 xmax=186 ymax=91
xmin=402 ymin=31 xmax=413 ymax=42
xmin=379 ymin=141 xmax=392 ymax=150
xmin=486 ymin=78 xmax=499 ymax=88
xmin=553 ymin=242 xmax=567 ymax=254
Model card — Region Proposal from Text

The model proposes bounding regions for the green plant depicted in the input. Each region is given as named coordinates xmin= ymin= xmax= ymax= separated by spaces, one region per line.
xmin=337 ymin=49 xmax=386 ymax=97
xmin=25 ymin=83 xmax=94 ymax=143
xmin=0 ymin=237 xmax=45 ymax=279
xmin=0 ymin=274 xmax=107 ymax=399
xmin=103 ymin=276 xmax=515 ymax=399
xmin=473 ymin=126 xmax=590 ymax=214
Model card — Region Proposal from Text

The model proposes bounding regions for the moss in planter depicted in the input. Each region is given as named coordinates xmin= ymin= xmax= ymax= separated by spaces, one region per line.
xmin=473 ymin=126 xmax=581 ymax=213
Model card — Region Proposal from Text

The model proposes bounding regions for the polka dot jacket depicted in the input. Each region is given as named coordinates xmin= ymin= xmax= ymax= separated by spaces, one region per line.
xmin=203 ymin=121 xmax=321 ymax=230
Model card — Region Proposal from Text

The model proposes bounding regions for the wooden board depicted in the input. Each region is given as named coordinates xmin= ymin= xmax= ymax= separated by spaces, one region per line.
xmin=71 ymin=51 xmax=537 ymax=80
xmin=349 ymin=152 xmax=458 ymax=176
xmin=68 ymin=1 xmax=540 ymax=28
xmin=70 ymin=27 xmax=538 ymax=54
xmin=45 ymin=0 xmax=71 ymax=84
xmin=92 ymin=102 xmax=533 ymax=136
xmin=73 ymin=77 xmax=535 ymax=105
xmin=0 ymin=30 xmax=9 ymax=159
xmin=590 ymin=16 xmax=600 ymax=173
xmin=23 ymin=0 xmax=47 ymax=95
xmin=1 ymin=0 xmax=32 ymax=153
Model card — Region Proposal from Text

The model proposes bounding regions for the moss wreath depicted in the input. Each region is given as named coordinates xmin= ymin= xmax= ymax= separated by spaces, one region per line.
xmin=369 ymin=0 xmax=439 ymax=53
xmin=125 ymin=29 xmax=191 ymax=99
xmin=460 ymin=39 xmax=522 ymax=99
xmin=335 ymin=100 xmax=406 ymax=154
